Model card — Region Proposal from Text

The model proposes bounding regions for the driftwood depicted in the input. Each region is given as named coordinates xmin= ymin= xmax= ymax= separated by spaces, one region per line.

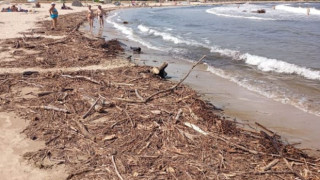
xmin=283 ymin=158 xmax=306 ymax=180
xmin=82 ymin=97 xmax=101 ymax=119
xmin=112 ymin=155 xmax=124 ymax=180
xmin=116 ymin=55 xmax=206 ymax=103
xmin=174 ymin=108 xmax=183 ymax=123
xmin=4 ymin=10 xmax=318 ymax=178
xmin=23 ymin=71 xmax=39 ymax=76
xmin=72 ymin=119 xmax=96 ymax=142
xmin=32 ymin=105 xmax=70 ymax=113
xmin=151 ymin=62 xmax=168 ymax=78
xmin=61 ymin=74 xmax=100 ymax=85
xmin=261 ymin=159 xmax=279 ymax=171
xmin=66 ymin=169 xmax=93 ymax=180
xmin=184 ymin=122 xmax=259 ymax=155
xmin=37 ymin=91 xmax=54 ymax=97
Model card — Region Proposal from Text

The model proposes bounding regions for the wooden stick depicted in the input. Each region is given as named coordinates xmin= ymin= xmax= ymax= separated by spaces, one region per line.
xmin=184 ymin=122 xmax=208 ymax=136
xmin=83 ymin=97 xmax=101 ymax=119
xmin=66 ymin=169 xmax=93 ymax=180
xmin=174 ymin=108 xmax=183 ymax=123
xmin=261 ymin=159 xmax=279 ymax=171
xmin=283 ymin=158 xmax=306 ymax=180
xmin=61 ymin=74 xmax=100 ymax=85
xmin=184 ymin=121 xmax=259 ymax=155
xmin=37 ymin=91 xmax=54 ymax=97
xmin=135 ymin=89 xmax=144 ymax=101
xmin=255 ymin=122 xmax=279 ymax=137
xmin=111 ymin=155 xmax=124 ymax=180
xmin=72 ymin=119 xmax=96 ymax=142
xmin=32 ymin=105 xmax=70 ymax=113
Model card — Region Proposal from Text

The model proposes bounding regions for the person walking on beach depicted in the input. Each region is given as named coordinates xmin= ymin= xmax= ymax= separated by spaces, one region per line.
xmin=96 ymin=5 xmax=105 ymax=28
xmin=49 ymin=2 xmax=58 ymax=30
xmin=87 ymin=5 xmax=94 ymax=31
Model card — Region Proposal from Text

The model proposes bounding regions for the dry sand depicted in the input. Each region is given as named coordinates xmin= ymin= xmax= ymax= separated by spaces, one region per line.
xmin=0 ymin=2 xmax=117 ymax=39
xmin=0 ymin=112 xmax=67 ymax=180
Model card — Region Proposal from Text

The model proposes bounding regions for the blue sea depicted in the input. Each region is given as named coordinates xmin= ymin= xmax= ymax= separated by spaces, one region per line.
xmin=106 ymin=3 xmax=320 ymax=117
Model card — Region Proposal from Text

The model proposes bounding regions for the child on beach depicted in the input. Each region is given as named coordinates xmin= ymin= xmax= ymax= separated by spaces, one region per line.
xmin=87 ymin=5 xmax=94 ymax=31
xmin=49 ymin=2 xmax=58 ymax=30
xmin=96 ymin=5 xmax=105 ymax=28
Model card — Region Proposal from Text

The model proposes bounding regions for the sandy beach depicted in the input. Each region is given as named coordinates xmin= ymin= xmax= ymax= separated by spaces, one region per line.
xmin=1 ymin=1 xmax=320 ymax=179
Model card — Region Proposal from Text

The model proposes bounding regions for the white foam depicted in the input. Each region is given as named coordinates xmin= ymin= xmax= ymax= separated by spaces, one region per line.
xmin=239 ymin=53 xmax=320 ymax=80
xmin=138 ymin=24 xmax=198 ymax=45
xmin=208 ymin=46 xmax=320 ymax=81
xmin=206 ymin=65 xmax=320 ymax=116
xmin=276 ymin=4 xmax=320 ymax=15
xmin=206 ymin=7 xmax=275 ymax=21
xmin=106 ymin=13 xmax=162 ymax=51
xmin=206 ymin=8 xmax=275 ymax=21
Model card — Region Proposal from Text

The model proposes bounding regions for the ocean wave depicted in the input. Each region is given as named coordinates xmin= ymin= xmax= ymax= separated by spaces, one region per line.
xmin=138 ymin=24 xmax=320 ymax=81
xmin=206 ymin=8 xmax=275 ymax=21
xmin=239 ymin=53 xmax=320 ymax=80
xmin=209 ymin=47 xmax=320 ymax=81
xmin=276 ymin=4 xmax=320 ymax=15
xmin=206 ymin=65 xmax=320 ymax=116
xmin=138 ymin=24 xmax=199 ymax=45
xmin=106 ymin=13 xmax=162 ymax=51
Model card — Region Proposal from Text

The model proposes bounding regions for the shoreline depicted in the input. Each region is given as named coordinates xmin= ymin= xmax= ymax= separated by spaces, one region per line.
xmin=1 ymin=1 xmax=320 ymax=179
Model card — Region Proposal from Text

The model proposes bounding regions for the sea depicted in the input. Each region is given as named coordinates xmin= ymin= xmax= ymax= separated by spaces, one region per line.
xmin=105 ymin=2 xmax=320 ymax=119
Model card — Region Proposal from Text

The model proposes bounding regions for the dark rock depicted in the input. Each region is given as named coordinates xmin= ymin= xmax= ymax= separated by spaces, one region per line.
xmin=130 ymin=46 xmax=141 ymax=53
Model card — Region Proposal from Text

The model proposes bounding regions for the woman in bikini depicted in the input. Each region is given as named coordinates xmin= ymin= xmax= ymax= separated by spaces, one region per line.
xmin=87 ymin=5 xmax=94 ymax=31
xmin=49 ymin=2 xmax=58 ymax=30
xmin=96 ymin=5 xmax=105 ymax=28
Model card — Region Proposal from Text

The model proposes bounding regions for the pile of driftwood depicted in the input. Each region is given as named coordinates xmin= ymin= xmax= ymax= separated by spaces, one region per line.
xmin=0 ymin=11 xmax=122 ymax=69
xmin=0 ymin=64 xmax=319 ymax=179
xmin=0 ymin=10 xmax=319 ymax=180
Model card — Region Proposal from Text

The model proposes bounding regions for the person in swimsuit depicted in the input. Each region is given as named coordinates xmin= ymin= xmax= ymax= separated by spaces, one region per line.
xmin=10 ymin=5 xmax=18 ymax=12
xmin=96 ymin=5 xmax=105 ymax=28
xmin=87 ymin=5 xmax=94 ymax=31
xmin=49 ymin=2 xmax=58 ymax=30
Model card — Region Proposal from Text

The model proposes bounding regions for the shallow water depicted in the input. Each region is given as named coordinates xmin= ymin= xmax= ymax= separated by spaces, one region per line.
xmin=106 ymin=2 xmax=320 ymax=117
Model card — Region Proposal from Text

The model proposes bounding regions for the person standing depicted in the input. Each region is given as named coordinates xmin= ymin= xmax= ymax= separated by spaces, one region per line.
xmin=49 ymin=2 xmax=58 ymax=30
xmin=96 ymin=5 xmax=105 ymax=28
xmin=87 ymin=5 xmax=94 ymax=31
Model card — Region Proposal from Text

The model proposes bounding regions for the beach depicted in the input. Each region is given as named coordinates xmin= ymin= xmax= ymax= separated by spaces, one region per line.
xmin=0 ymin=1 xmax=320 ymax=179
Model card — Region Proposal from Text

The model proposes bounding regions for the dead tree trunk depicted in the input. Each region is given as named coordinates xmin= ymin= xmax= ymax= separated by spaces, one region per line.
xmin=151 ymin=62 xmax=168 ymax=78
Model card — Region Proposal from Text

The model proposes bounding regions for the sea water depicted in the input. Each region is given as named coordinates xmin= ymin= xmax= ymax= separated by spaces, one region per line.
xmin=106 ymin=3 xmax=320 ymax=117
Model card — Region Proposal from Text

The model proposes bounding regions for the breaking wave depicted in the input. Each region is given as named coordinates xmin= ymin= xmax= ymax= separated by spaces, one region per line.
xmin=138 ymin=24 xmax=320 ymax=81
xmin=276 ymin=4 xmax=320 ymax=15
xmin=106 ymin=13 xmax=163 ymax=51
xmin=206 ymin=8 xmax=275 ymax=21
